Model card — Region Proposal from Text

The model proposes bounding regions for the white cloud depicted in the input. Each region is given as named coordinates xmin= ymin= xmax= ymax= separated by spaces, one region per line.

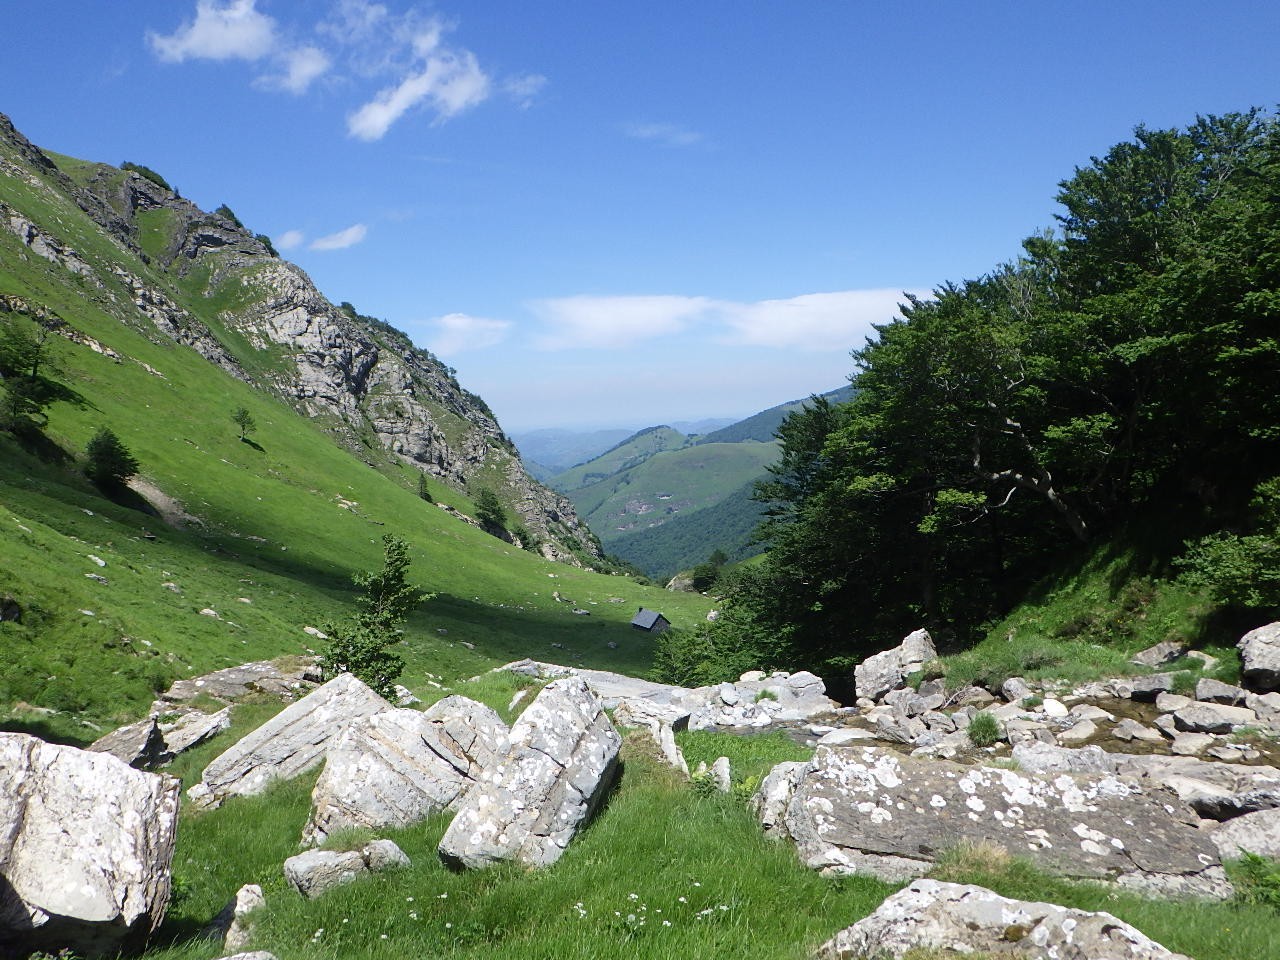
xmin=260 ymin=45 xmax=332 ymax=93
xmin=274 ymin=229 xmax=305 ymax=251
xmin=347 ymin=23 xmax=491 ymax=140
xmin=623 ymin=122 xmax=704 ymax=147
xmin=530 ymin=295 xmax=715 ymax=350
xmin=504 ymin=73 xmax=548 ymax=108
xmin=423 ymin=313 xmax=512 ymax=356
xmin=719 ymin=289 xmax=923 ymax=351
xmin=309 ymin=223 xmax=368 ymax=250
xmin=528 ymin=289 xmax=923 ymax=353
xmin=148 ymin=0 xmax=277 ymax=63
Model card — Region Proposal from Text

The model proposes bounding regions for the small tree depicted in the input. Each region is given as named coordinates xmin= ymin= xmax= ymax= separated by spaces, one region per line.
xmin=85 ymin=427 xmax=139 ymax=489
xmin=232 ymin=406 xmax=256 ymax=441
xmin=320 ymin=535 xmax=430 ymax=698
xmin=474 ymin=487 xmax=507 ymax=533
xmin=417 ymin=472 xmax=431 ymax=501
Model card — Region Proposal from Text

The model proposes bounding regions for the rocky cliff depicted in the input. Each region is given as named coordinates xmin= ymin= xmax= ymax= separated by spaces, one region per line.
xmin=0 ymin=113 xmax=600 ymax=564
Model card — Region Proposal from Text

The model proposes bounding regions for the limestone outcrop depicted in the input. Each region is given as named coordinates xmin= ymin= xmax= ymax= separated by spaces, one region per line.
xmin=1238 ymin=621 xmax=1280 ymax=692
xmin=758 ymin=745 xmax=1230 ymax=898
xmin=816 ymin=878 xmax=1189 ymax=959
xmin=0 ymin=734 xmax=180 ymax=957
xmin=439 ymin=676 xmax=621 ymax=869
xmin=303 ymin=696 xmax=508 ymax=845
xmin=854 ymin=629 xmax=937 ymax=702
xmin=188 ymin=673 xmax=391 ymax=810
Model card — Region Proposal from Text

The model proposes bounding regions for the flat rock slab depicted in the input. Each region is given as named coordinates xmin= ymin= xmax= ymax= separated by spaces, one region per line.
xmin=88 ymin=716 xmax=167 ymax=769
xmin=303 ymin=696 xmax=508 ymax=845
xmin=760 ymin=745 xmax=1229 ymax=899
xmin=189 ymin=673 xmax=391 ymax=810
xmin=0 ymin=733 xmax=181 ymax=957
xmin=439 ymin=675 xmax=621 ymax=869
xmin=816 ymin=878 xmax=1189 ymax=960
xmin=161 ymin=658 xmax=320 ymax=704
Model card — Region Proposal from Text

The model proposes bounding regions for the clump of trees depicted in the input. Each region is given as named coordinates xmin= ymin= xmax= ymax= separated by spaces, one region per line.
xmin=321 ymin=535 xmax=429 ymax=698
xmin=686 ymin=110 xmax=1280 ymax=682
xmin=473 ymin=487 xmax=507 ymax=535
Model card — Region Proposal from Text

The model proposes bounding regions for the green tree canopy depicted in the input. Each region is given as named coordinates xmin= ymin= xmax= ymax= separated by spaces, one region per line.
xmin=85 ymin=427 xmax=139 ymax=489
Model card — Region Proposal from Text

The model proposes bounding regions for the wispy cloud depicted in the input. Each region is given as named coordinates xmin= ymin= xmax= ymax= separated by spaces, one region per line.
xmin=310 ymin=223 xmax=368 ymax=250
xmin=530 ymin=295 xmax=716 ymax=350
xmin=529 ymin=289 xmax=921 ymax=352
xmin=274 ymin=229 xmax=305 ymax=251
xmin=623 ymin=122 xmax=704 ymax=147
xmin=257 ymin=44 xmax=332 ymax=94
xmin=504 ymin=73 xmax=548 ymax=108
xmin=347 ymin=23 xmax=490 ymax=140
xmin=148 ymin=0 xmax=276 ymax=62
xmin=423 ymin=312 xmax=512 ymax=356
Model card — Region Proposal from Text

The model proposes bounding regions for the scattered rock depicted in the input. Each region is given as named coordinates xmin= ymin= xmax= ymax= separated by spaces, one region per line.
xmin=1155 ymin=692 xmax=1194 ymax=713
xmin=1002 ymin=676 xmax=1034 ymax=703
xmin=1210 ymin=807 xmax=1280 ymax=860
xmin=188 ymin=673 xmax=391 ymax=810
xmin=816 ymin=878 xmax=1189 ymax=960
xmin=1196 ymin=678 xmax=1247 ymax=705
xmin=1171 ymin=732 xmax=1216 ymax=756
xmin=1130 ymin=640 xmax=1190 ymax=669
xmin=302 ymin=697 xmax=507 ymax=845
xmin=710 ymin=756 xmax=732 ymax=792
xmin=0 ymin=733 xmax=180 ymax=957
xmin=1238 ymin=622 xmax=1280 ymax=692
xmin=1058 ymin=719 xmax=1097 ymax=745
xmin=203 ymin=883 xmax=264 ymax=953
xmin=758 ymin=745 xmax=1230 ymax=898
xmin=88 ymin=716 xmax=168 ymax=769
xmin=158 ymin=706 xmax=232 ymax=757
xmin=283 ymin=839 xmax=409 ymax=899
xmin=439 ymin=675 xmax=621 ymax=869
xmin=1130 ymin=674 xmax=1177 ymax=702
xmin=1172 ymin=702 xmax=1256 ymax=734
xmin=160 ymin=658 xmax=321 ymax=705
xmin=1112 ymin=718 xmax=1165 ymax=743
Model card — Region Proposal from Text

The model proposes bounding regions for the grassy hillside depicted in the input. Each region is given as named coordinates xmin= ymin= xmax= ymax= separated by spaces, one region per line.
xmin=0 ymin=138 xmax=712 ymax=741
xmin=697 ymin=385 xmax=853 ymax=445
xmin=512 ymin=427 xmax=635 ymax=476
xmin=551 ymin=426 xmax=690 ymax=492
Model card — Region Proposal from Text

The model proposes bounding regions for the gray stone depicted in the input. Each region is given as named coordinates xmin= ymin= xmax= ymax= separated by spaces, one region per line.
xmin=817 ymin=727 xmax=878 ymax=746
xmin=874 ymin=712 xmax=926 ymax=744
xmin=816 ymin=878 xmax=1190 ymax=960
xmin=1130 ymin=640 xmax=1190 ymax=669
xmin=656 ymin=721 xmax=689 ymax=776
xmin=1069 ymin=703 xmax=1114 ymax=722
xmin=1173 ymin=702 xmax=1256 ymax=734
xmin=283 ymin=840 xmax=408 ymax=899
xmin=1210 ymin=808 xmax=1280 ymax=860
xmin=1130 ymin=674 xmax=1176 ymax=701
xmin=710 ymin=756 xmax=732 ymax=793
xmin=188 ymin=673 xmax=391 ymax=810
xmin=1155 ymin=692 xmax=1194 ymax=713
xmin=1012 ymin=742 xmax=1119 ymax=776
xmin=854 ymin=629 xmax=937 ymax=702
xmin=438 ymin=675 xmax=621 ymax=869
xmin=1170 ymin=733 xmax=1216 ymax=756
xmin=1040 ymin=698 xmax=1069 ymax=718
xmin=157 ymin=706 xmax=233 ymax=757
xmin=0 ymin=734 xmax=181 ymax=957
xmin=216 ymin=954 xmax=278 ymax=960
xmin=758 ymin=745 xmax=1230 ymax=898
xmin=1058 ymin=719 xmax=1097 ymax=745
xmin=160 ymin=658 xmax=320 ymax=705
xmin=88 ymin=716 xmax=167 ymax=769
xmin=1196 ymin=678 xmax=1247 ymax=704
xmin=303 ymin=696 xmax=508 ymax=845
xmin=1112 ymin=718 xmax=1165 ymax=743
xmin=1238 ymin=621 xmax=1280 ymax=691
xmin=203 ymin=883 xmax=264 ymax=953
xmin=1002 ymin=676 xmax=1034 ymax=703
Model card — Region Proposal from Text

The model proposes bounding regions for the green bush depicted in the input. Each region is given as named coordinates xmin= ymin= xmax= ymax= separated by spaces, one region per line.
xmin=121 ymin=161 xmax=171 ymax=191
xmin=967 ymin=711 xmax=1001 ymax=747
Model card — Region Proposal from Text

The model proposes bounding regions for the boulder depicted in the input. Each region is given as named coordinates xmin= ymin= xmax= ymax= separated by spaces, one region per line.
xmin=438 ymin=675 xmax=621 ymax=869
xmin=815 ymin=878 xmax=1189 ymax=960
xmin=1196 ymin=678 xmax=1247 ymax=705
xmin=1210 ymin=807 xmax=1280 ymax=860
xmin=854 ymin=629 xmax=936 ymax=702
xmin=757 ymin=745 xmax=1230 ymax=898
xmin=1172 ymin=702 xmax=1256 ymax=734
xmin=1057 ymin=719 xmax=1097 ymax=746
xmin=1238 ymin=622 xmax=1280 ymax=692
xmin=710 ymin=756 xmax=732 ymax=793
xmin=1002 ymin=677 xmax=1034 ymax=703
xmin=88 ymin=716 xmax=168 ymax=769
xmin=283 ymin=839 xmax=409 ymax=899
xmin=303 ymin=696 xmax=507 ymax=845
xmin=1170 ymin=732 xmax=1216 ymax=756
xmin=160 ymin=658 xmax=321 ymax=705
xmin=157 ymin=706 xmax=232 ymax=757
xmin=1130 ymin=674 xmax=1176 ymax=701
xmin=1112 ymin=718 xmax=1164 ymax=743
xmin=1130 ymin=640 xmax=1190 ymax=669
xmin=188 ymin=673 xmax=391 ymax=810
xmin=0 ymin=733 xmax=180 ymax=957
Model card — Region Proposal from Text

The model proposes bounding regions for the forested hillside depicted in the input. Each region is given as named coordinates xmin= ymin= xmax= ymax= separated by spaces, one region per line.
xmin=685 ymin=111 xmax=1280 ymax=685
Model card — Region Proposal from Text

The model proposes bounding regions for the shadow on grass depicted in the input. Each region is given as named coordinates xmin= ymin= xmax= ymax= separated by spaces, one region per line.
xmin=240 ymin=436 xmax=265 ymax=452
xmin=0 ymin=714 xmax=95 ymax=747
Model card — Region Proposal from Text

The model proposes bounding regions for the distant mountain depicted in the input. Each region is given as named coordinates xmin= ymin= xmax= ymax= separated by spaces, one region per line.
xmin=511 ymin=427 xmax=635 ymax=476
xmin=554 ymin=388 xmax=854 ymax=578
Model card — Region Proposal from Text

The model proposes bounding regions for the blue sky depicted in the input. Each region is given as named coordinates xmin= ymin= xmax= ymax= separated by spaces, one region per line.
xmin=3 ymin=2 xmax=1278 ymax=431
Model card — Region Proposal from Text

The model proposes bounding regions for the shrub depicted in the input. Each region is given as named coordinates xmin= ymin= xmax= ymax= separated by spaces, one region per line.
xmin=231 ymin=406 xmax=256 ymax=440
xmin=121 ymin=161 xmax=171 ymax=191
xmin=321 ymin=535 xmax=430 ymax=698
xmin=473 ymin=487 xmax=506 ymax=534
xmin=967 ymin=711 xmax=1001 ymax=747
xmin=84 ymin=427 xmax=138 ymax=489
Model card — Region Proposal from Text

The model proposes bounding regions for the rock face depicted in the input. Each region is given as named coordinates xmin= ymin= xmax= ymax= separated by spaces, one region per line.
xmin=758 ymin=745 xmax=1230 ymax=898
xmin=303 ymin=696 xmax=508 ymax=845
xmin=1238 ymin=621 xmax=1280 ymax=691
xmin=438 ymin=676 xmax=621 ymax=869
xmin=854 ymin=629 xmax=937 ymax=702
xmin=816 ymin=878 xmax=1189 ymax=960
xmin=0 ymin=734 xmax=181 ymax=957
xmin=188 ymin=673 xmax=391 ymax=810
